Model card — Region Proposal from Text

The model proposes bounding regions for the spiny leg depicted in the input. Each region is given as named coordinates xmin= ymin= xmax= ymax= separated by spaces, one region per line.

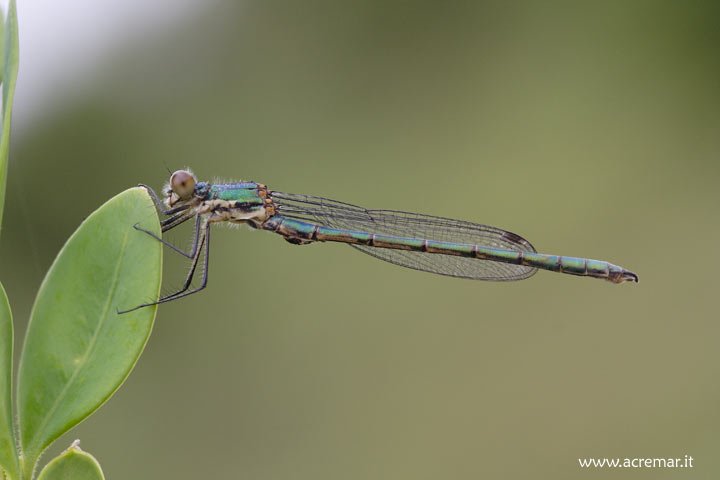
xmin=150 ymin=215 xmax=225 ymax=303
xmin=161 ymin=211 xmax=195 ymax=232
xmin=152 ymin=223 xmax=212 ymax=304
xmin=134 ymin=214 xmax=202 ymax=259
xmin=161 ymin=212 xmax=189 ymax=228
xmin=118 ymin=222 xmax=211 ymax=314
xmin=138 ymin=184 xmax=190 ymax=216
xmin=134 ymin=183 xmax=196 ymax=255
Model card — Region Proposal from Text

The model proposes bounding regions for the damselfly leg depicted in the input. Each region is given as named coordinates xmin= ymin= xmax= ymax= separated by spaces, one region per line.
xmin=134 ymin=215 xmax=202 ymax=258
xmin=138 ymin=183 xmax=190 ymax=217
xmin=118 ymin=185 xmax=211 ymax=313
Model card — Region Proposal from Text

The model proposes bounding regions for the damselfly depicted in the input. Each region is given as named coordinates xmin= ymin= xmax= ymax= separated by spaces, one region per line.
xmin=120 ymin=170 xmax=637 ymax=313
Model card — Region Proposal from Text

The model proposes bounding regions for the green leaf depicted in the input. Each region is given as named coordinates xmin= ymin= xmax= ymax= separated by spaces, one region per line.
xmin=0 ymin=282 xmax=19 ymax=480
xmin=0 ymin=0 xmax=19 ymax=236
xmin=17 ymin=188 xmax=162 ymax=470
xmin=36 ymin=441 xmax=104 ymax=480
xmin=0 ymin=4 xmax=5 ymax=86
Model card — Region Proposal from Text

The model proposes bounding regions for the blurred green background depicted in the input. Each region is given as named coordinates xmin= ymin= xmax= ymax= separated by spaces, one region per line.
xmin=2 ymin=1 xmax=719 ymax=478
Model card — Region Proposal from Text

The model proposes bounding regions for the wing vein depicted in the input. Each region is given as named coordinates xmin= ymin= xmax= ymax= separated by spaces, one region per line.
xmin=271 ymin=191 xmax=537 ymax=281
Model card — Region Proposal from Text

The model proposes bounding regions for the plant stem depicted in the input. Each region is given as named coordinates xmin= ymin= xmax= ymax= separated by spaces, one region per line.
xmin=19 ymin=454 xmax=37 ymax=480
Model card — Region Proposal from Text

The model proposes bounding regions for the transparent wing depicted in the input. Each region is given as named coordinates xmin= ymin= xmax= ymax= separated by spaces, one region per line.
xmin=271 ymin=191 xmax=537 ymax=281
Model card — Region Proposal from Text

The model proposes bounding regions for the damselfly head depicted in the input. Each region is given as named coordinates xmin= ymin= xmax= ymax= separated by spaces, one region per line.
xmin=166 ymin=169 xmax=197 ymax=206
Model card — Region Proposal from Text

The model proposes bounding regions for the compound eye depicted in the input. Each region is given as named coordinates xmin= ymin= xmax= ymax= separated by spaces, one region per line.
xmin=170 ymin=170 xmax=196 ymax=200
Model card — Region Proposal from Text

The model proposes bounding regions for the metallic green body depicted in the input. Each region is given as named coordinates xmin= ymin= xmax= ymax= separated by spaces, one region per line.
xmin=208 ymin=182 xmax=264 ymax=205
xmin=262 ymin=216 xmax=634 ymax=283
xmin=124 ymin=168 xmax=637 ymax=313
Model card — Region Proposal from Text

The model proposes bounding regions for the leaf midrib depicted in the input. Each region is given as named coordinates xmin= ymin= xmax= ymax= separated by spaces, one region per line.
xmin=25 ymin=227 xmax=131 ymax=458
